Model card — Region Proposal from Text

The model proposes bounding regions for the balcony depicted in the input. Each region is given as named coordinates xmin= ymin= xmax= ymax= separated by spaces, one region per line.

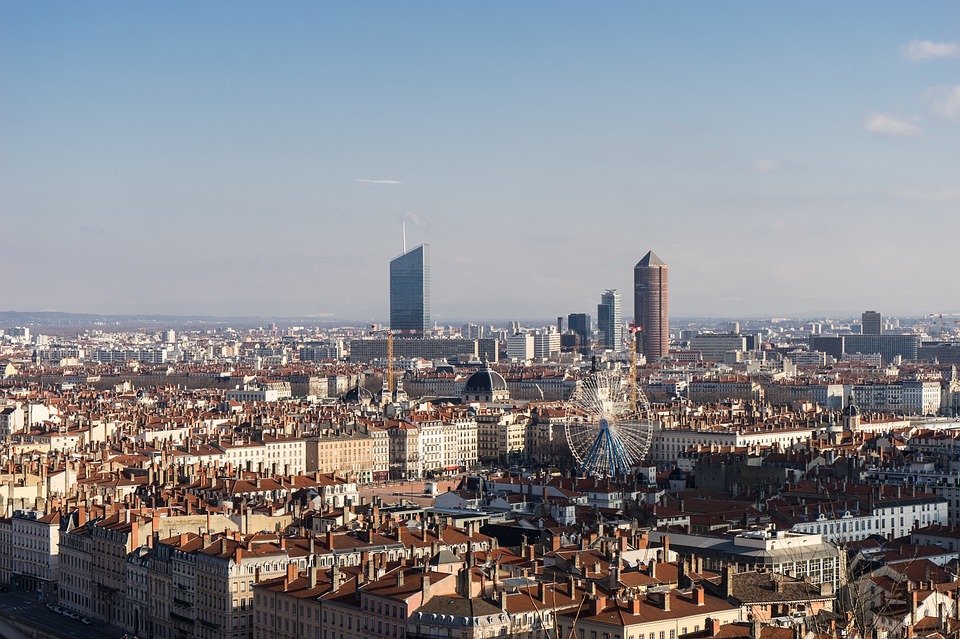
xmin=170 ymin=611 xmax=194 ymax=624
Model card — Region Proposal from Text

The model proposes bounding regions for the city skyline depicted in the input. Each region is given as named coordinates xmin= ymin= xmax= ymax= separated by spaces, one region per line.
xmin=2 ymin=3 xmax=959 ymax=319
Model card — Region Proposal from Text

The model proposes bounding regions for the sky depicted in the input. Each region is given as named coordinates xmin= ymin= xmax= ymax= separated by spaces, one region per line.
xmin=2 ymin=2 xmax=959 ymax=322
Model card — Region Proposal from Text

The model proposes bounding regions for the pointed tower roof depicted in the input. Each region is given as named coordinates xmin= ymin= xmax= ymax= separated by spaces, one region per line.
xmin=636 ymin=250 xmax=666 ymax=267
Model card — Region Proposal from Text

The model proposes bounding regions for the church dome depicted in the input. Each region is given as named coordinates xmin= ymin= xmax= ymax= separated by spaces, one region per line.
xmin=463 ymin=365 xmax=508 ymax=395
xmin=340 ymin=383 xmax=373 ymax=404
xmin=842 ymin=401 xmax=860 ymax=417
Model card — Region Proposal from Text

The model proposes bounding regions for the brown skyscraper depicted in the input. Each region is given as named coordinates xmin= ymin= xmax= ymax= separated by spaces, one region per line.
xmin=634 ymin=250 xmax=669 ymax=361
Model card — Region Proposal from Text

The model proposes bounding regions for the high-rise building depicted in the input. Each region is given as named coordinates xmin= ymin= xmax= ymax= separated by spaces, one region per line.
xmin=567 ymin=313 xmax=591 ymax=353
xmin=597 ymin=289 xmax=622 ymax=351
xmin=634 ymin=251 xmax=669 ymax=361
xmin=389 ymin=244 xmax=430 ymax=337
xmin=862 ymin=310 xmax=882 ymax=336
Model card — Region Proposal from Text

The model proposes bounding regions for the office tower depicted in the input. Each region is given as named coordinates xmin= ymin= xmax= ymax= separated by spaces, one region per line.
xmin=532 ymin=329 xmax=561 ymax=360
xmin=862 ymin=310 xmax=882 ymax=336
xmin=634 ymin=250 xmax=669 ymax=360
xmin=567 ymin=313 xmax=591 ymax=353
xmin=507 ymin=333 xmax=535 ymax=360
xmin=597 ymin=289 xmax=622 ymax=351
xmin=389 ymin=244 xmax=430 ymax=337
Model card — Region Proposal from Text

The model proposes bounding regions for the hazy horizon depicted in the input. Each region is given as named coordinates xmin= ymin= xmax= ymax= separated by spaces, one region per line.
xmin=3 ymin=3 xmax=958 ymax=320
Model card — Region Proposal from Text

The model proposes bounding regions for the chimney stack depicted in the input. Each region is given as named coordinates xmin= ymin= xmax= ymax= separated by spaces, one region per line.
xmin=285 ymin=562 xmax=298 ymax=586
xmin=589 ymin=595 xmax=607 ymax=616
xmin=723 ymin=564 xmax=735 ymax=598
xmin=709 ymin=618 xmax=722 ymax=637
xmin=694 ymin=586 xmax=705 ymax=606
xmin=422 ymin=574 xmax=432 ymax=601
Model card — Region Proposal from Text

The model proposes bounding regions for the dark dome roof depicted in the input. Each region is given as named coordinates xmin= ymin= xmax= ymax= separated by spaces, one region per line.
xmin=842 ymin=395 xmax=860 ymax=417
xmin=340 ymin=384 xmax=373 ymax=403
xmin=463 ymin=366 xmax=508 ymax=394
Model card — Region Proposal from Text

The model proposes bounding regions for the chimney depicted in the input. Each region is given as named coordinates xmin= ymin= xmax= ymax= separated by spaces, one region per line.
xmin=694 ymin=586 xmax=705 ymax=606
xmin=286 ymin=562 xmax=298 ymax=585
xmin=630 ymin=596 xmax=642 ymax=615
xmin=662 ymin=535 xmax=670 ymax=561
xmin=308 ymin=565 xmax=318 ymax=589
xmin=662 ymin=591 xmax=671 ymax=612
xmin=590 ymin=595 xmax=607 ymax=616
xmin=421 ymin=574 xmax=432 ymax=602
xmin=539 ymin=581 xmax=547 ymax=604
xmin=326 ymin=530 xmax=334 ymax=550
xmin=723 ymin=564 xmax=734 ymax=598
xmin=397 ymin=570 xmax=405 ymax=588
xmin=709 ymin=618 xmax=722 ymax=637
xmin=751 ymin=618 xmax=762 ymax=639
xmin=332 ymin=563 xmax=341 ymax=589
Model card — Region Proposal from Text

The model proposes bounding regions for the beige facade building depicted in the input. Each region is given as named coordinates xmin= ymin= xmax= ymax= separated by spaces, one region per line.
xmin=305 ymin=428 xmax=373 ymax=483
xmin=370 ymin=424 xmax=390 ymax=482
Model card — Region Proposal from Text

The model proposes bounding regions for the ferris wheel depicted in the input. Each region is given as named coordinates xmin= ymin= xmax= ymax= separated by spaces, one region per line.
xmin=564 ymin=369 xmax=655 ymax=477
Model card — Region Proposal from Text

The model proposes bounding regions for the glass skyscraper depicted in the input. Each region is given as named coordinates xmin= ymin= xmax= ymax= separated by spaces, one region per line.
xmin=597 ymin=289 xmax=622 ymax=351
xmin=390 ymin=244 xmax=430 ymax=337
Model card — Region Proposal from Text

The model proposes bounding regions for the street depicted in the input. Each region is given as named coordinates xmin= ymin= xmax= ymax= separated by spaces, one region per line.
xmin=0 ymin=586 xmax=110 ymax=639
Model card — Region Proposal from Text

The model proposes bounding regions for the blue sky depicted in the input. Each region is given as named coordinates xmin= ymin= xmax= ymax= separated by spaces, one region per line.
xmin=2 ymin=2 xmax=958 ymax=321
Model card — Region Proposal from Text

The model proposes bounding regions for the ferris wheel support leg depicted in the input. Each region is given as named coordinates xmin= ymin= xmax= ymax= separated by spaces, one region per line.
xmin=605 ymin=427 xmax=632 ymax=476
xmin=580 ymin=429 xmax=608 ymax=477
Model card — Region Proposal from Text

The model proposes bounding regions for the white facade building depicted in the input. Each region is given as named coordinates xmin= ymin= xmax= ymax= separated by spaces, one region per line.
xmin=506 ymin=334 xmax=534 ymax=361
xmin=650 ymin=425 xmax=816 ymax=463
xmin=9 ymin=509 xmax=60 ymax=592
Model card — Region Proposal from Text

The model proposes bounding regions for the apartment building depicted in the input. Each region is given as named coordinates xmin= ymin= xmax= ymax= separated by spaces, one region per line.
xmin=305 ymin=428 xmax=373 ymax=483
xmin=262 ymin=434 xmax=307 ymax=475
xmin=557 ymin=587 xmax=742 ymax=639
xmin=360 ymin=568 xmax=457 ymax=639
xmin=649 ymin=425 xmax=816 ymax=464
xmin=9 ymin=509 xmax=60 ymax=593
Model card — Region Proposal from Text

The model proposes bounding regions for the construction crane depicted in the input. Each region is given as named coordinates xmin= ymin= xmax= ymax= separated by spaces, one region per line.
xmin=628 ymin=322 xmax=642 ymax=413
xmin=369 ymin=327 xmax=396 ymax=394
